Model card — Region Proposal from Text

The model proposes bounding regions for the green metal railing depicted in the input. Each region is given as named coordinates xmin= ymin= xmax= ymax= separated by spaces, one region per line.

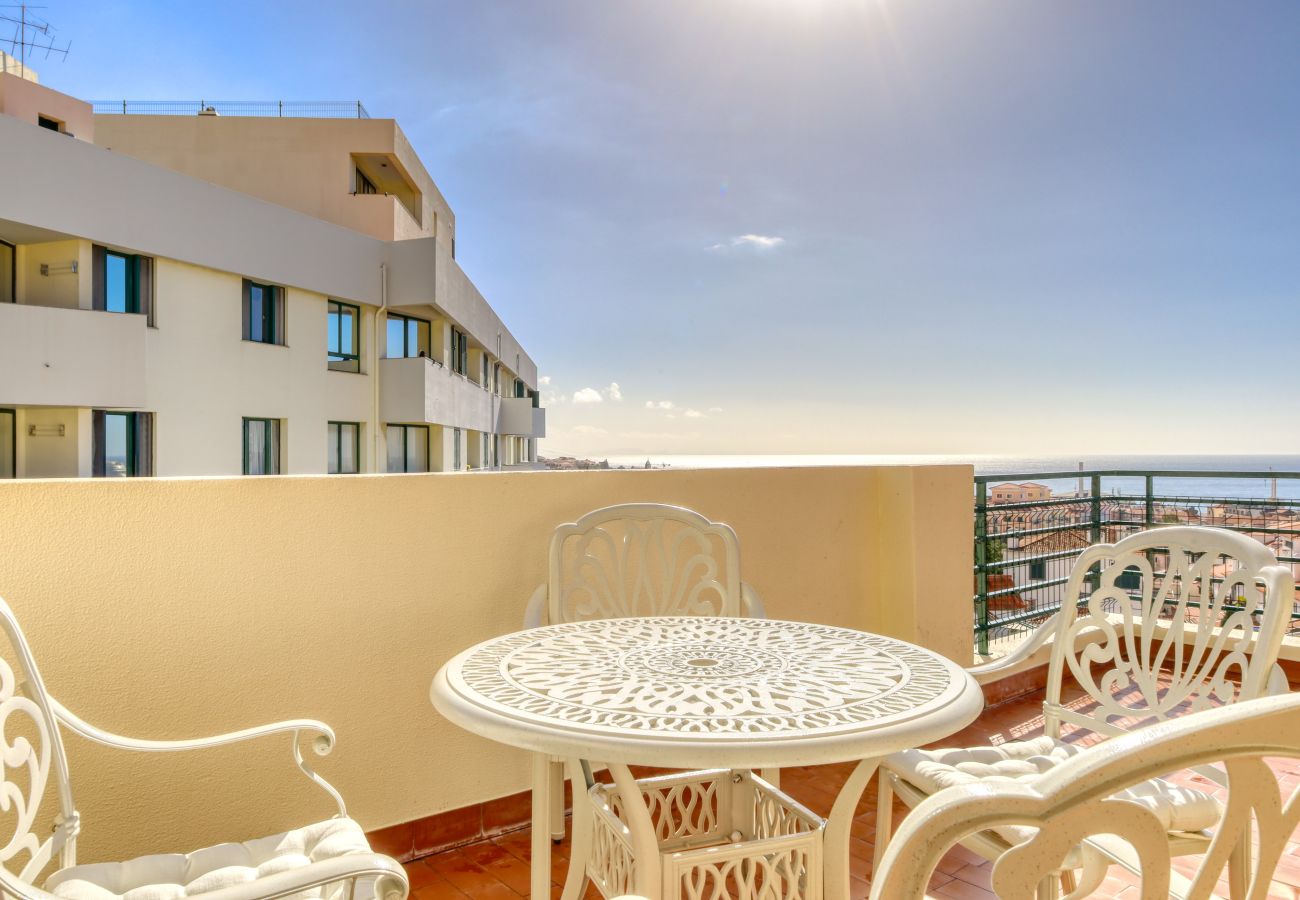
xmin=973 ymin=470 xmax=1300 ymax=655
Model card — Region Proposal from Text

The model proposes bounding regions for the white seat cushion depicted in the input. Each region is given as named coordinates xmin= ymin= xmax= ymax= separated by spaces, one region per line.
xmin=45 ymin=819 xmax=373 ymax=900
xmin=885 ymin=735 xmax=1222 ymax=846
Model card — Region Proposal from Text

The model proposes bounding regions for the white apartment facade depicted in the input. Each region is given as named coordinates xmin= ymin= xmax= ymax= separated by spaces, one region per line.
xmin=0 ymin=72 xmax=543 ymax=478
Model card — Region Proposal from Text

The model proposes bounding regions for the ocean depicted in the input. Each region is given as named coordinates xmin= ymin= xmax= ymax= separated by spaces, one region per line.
xmin=599 ymin=454 xmax=1300 ymax=500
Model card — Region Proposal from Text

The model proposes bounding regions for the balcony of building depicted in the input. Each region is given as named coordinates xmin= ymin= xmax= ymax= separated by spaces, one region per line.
xmin=498 ymin=396 xmax=546 ymax=439
xmin=0 ymin=466 xmax=1296 ymax=898
xmin=0 ymin=225 xmax=147 ymax=421
xmin=380 ymin=355 xmax=497 ymax=434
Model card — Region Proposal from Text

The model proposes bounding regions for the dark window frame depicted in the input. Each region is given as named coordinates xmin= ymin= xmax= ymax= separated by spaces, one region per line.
xmin=242 ymin=417 xmax=280 ymax=475
xmin=104 ymin=250 xmax=139 ymax=314
xmin=451 ymin=327 xmax=469 ymax=375
xmin=355 ymin=167 xmax=378 ymax=195
xmin=0 ymin=241 xmax=14 ymax=304
xmin=92 ymin=410 xmax=152 ymax=477
xmin=327 ymin=300 xmax=361 ymax=372
xmin=453 ymin=427 xmax=462 ymax=471
xmin=243 ymin=279 xmax=285 ymax=345
xmin=328 ymin=421 xmax=361 ymax=474
xmin=385 ymin=312 xmax=431 ymax=359
xmin=92 ymin=245 xmax=153 ymax=323
xmin=386 ymin=424 xmax=428 ymax=473
xmin=37 ymin=115 xmax=61 ymax=132
xmin=1029 ymin=559 xmax=1047 ymax=580
xmin=0 ymin=407 xmax=14 ymax=478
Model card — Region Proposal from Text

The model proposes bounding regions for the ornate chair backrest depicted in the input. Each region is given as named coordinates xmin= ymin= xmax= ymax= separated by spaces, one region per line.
xmin=0 ymin=597 xmax=78 ymax=895
xmin=547 ymin=503 xmax=744 ymax=623
xmin=1044 ymin=526 xmax=1293 ymax=743
xmin=870 ymin=692 xmax=1300 ymax=900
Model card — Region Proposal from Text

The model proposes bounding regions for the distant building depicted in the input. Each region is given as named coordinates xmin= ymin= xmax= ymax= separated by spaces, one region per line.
xmin=0 ymin=69 xmax=544 ymax=477
xmin=988 ymin=482 xmax=1051 ymax=504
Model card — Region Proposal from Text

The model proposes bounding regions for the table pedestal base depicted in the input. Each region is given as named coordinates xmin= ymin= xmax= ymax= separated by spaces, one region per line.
xmin=540 ymin=757 xmax=880 ymax=900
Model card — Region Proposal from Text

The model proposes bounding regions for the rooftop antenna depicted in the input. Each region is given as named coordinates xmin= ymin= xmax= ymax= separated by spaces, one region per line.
xmin=0 ymin=4 xmax=71 ymax=80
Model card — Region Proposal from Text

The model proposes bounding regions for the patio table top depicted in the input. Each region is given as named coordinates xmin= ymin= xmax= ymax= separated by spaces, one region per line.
xmin=431 ymin=616 xmax=982 ymax=769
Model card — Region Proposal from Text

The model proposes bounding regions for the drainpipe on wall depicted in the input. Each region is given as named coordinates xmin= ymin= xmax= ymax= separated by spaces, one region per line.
xmin=373 ymin=262 xmax=387 ymax=473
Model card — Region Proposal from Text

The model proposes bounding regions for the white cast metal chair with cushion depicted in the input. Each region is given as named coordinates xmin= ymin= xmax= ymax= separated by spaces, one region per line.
xmin=0 ymin=596 xmax=408 ymax=900
xmin=523 ymin=502 xmax=767 ymax=842
xmin=873 ymin=526 xmax=1294 ymax=898
xmin=868 ymin=691 xmax=1300 ymax=899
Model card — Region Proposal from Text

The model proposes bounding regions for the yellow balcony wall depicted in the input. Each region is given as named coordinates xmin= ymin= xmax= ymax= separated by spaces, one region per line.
xmin=0 ymin=464 xmax=971 ymax=866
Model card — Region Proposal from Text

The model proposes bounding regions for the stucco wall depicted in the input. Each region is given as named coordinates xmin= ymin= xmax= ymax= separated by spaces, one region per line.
xmin=0 ymin=301 xmax=147 ymax=411
xmin=0 ymin=72 xmax=93 ymax=140
xmin=0 ymin=464 xmax=972 ymax=865
xmin=93 ymin=116 xmax=454 ymax=248
xmin=145 ymin=259 xmax=377 ymax=476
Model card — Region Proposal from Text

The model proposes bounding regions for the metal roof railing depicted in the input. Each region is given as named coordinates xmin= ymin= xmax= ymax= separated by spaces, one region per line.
xmin=973 ymin=470 xmax=1300 ymax=655
xmin=92 ymin=100 xmax=370 ymax=119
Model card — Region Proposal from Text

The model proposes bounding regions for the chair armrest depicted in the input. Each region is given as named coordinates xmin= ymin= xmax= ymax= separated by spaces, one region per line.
xmin=741 ymin=582 xmax=767 ymax=619
xmin=172 ymin=852 xmax=409 ymax=900
xmin=967 ymin=611 xmax=1059 ymax=677
xmin=523 ymin=583 xmax=547 ymax=628
xmin=47 ymin=696 xmax=348 ymax=817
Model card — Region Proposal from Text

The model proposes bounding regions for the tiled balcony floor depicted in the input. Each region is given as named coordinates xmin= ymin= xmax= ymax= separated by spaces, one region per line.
xmin=404 ymin=685 xmax=1300 ymax=899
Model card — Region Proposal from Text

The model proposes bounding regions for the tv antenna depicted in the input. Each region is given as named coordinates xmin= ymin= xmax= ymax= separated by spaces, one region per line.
xmin=0 ymin=4 xmax=71 ymax=79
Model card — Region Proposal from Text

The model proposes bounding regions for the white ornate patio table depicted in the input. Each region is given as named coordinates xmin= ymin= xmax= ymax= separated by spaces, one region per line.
xmin=430 ymin=616 xmax=982 ymax=899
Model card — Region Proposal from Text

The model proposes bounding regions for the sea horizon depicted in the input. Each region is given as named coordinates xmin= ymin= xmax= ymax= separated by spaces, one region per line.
xmin=583 ymin=452 xmax=1300 ymax=500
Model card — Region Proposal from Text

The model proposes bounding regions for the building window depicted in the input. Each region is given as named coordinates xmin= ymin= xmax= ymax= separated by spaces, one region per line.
xmin=386 ymin=424 xmax=428 ymax=473
xmin=92 ymin=411 xmax=152 ymax=477
xmin=451 ymin=328 xmax=468 ymax=375
xmin=243 ymin=280 xmax=285 ymax=345
xmin=92 ymin=246 xmax=153 ymax=321
xmin=104 ymin=251 xmax=137 ymax=313
xmin=328 ymin=421 xmax=360 ymax=474
xmin=37 ymin=115 xmax=61 ymax=132
xmin=453 ymin=427 xmax=462 ymax=471
xmin=0 ymin=408 xmax=13 ymax=478
xmin=243 ymin=418 xmax=280 ymax=475
xmin=355 ymin=168 xmax=378 ymax=195
xmin=1029 ymin=560 xmax=1047 ymax=580
xmin=327 ymin=300 xmax=361 ymax=372
xmin=385 ymin=313 xmax=430 ymax=359
xmin=0 ymin=241 xmax=13 ymax=304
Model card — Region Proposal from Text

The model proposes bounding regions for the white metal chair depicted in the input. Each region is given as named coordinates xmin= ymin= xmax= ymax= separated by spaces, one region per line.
xmin=873 ymin=526 xmax=1294 ymax=897
xmin=869 ymin=691 xmax=1300 ymax=899
xmin=0 ymin=595 xmax=408 ymax=900
xmin=523 ymin=502 xmax=766 ymax=628
xmin=523 ymin=503 xmax=767 ymax=842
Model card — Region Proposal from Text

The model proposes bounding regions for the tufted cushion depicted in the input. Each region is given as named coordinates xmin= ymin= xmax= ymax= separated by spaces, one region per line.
xmin=885 ymin=735 xmax=1222 ymax=846
xmin=45 ymin=819 xmax=374 ymax=900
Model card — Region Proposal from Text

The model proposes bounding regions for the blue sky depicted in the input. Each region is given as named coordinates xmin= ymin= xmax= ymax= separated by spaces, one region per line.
xmin=44 ymin=1 xmax=1300 ymax=456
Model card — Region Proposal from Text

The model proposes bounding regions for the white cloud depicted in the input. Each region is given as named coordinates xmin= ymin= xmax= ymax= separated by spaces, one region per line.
xmin=684 ymin=409 xmax=705 ymax=418
xmin=602 ymin=382 xmax=623 ymax=402
xmin=539 ymin=375 xmax=551 ymax=386
xmin=644 ymin=400 xmax=676 ymax=410
xmin=572 ymin=424 xmax=608 ymax=435
xmin=572 ymin=388 xmax=603 ymax=404
xmin=708 ymin=407 xmax=723 ymax=413
xmin=708 ymin=234 xmax=786 ymax=252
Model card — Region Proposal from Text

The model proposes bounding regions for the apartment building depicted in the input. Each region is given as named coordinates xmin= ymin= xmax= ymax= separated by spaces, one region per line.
xmin=0 ymin=70 xmax=544 ymax=478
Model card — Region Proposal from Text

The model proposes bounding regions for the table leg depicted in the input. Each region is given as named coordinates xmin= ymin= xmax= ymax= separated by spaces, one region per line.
xmin=531 ymin=753 xmax=553 ymax=899
xmin=824 ymin=757 xmax=880 ymax=899
xmin=561 ymin=759 xmax=594 ymax=900
xmin=611 ymin=763 xmax=663 ymax=899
